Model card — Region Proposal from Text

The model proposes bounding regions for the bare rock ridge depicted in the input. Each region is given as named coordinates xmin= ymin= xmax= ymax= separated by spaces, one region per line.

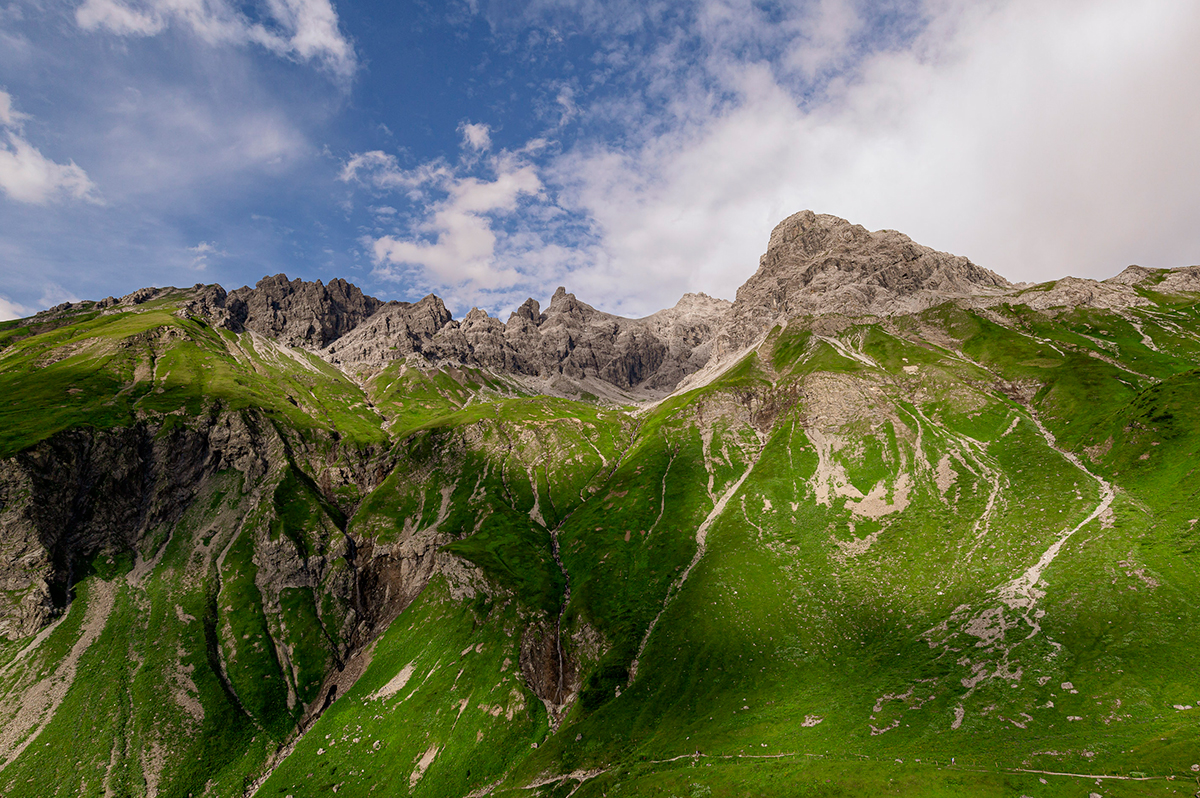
xmin=718 ymin=210 xmax=1013 ymax=352
xmin=49 ymin=210 xmax=1200 ymax=397
xmin=114 ymin=275 xmax=384 ymax=349
xmin=153 ymin=275 xmax=728 ymax=396
xmin=321 ymin=287 xmax=731 ymax=395
xmin=226 ymin=274 xmax=385 ymax=348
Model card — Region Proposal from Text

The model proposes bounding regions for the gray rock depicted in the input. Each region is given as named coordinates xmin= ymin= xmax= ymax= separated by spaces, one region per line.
xmin=66 ymin=209 xmax=1200 ymax=401
xmin=322 ymin=294 xmax=457 ymax=371
xmin=226 ymin=274 xmax=384 ymax=349
xmin=717 ymin=210 xmax=1011 ymax=353
xmin=321 ymin=285 xmax=731 ymax=397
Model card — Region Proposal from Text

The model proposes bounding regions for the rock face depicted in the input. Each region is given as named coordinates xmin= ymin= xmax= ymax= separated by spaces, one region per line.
xmin=226 ymin=274 xmax=384 ymax=348
xmin=719 ymin=210 xmax=1012 ymax=352
xmin=0 ymin=412 xmax=270 ymax=638
xmin=54 ymin=209 xmax=1200 ymax=396
xmin=0 ymin=407 xmax=442 ymax=648
xmin=321 ymin=294 xmax=456 ymax=370
xmin=322 ymin=287 xmax=730 ymax=396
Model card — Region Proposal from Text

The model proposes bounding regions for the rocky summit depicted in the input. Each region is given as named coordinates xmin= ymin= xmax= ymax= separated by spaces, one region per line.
xmin=1 ymin=211 xmax=1199 ymax=797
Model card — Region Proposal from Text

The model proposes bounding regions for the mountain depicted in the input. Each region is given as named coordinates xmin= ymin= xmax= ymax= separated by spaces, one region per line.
xmin=1 ymin=211 xmax=1199 ymax=797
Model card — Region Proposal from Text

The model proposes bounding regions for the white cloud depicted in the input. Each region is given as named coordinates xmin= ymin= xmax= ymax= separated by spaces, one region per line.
xmin=0 ymin=91 xmax=99 ymax=205
xmin=74 ymin=0 xmax=357 ymax=79
xmin=188 ymin=240 xmax=226 ymax=269
xmin=536 ymin=0 xmax=1200 ymax=312
xmin=339 ymin=150 xmax=451 ymax=192
xmin=0 ymin=294 xmax=31 ymax=321
xmin=37 ymin=284 xmax=80 ymax=308
xmin=781 ymin=0 xmax=865 ymax=80
xmin=335 ymin=0 xmax=1200 ymax=316
xmin=75 ymin=0 xmax=163 ymax=35
xmin=554 ymin=86 xmax=578 ymax=127
xmin=370 ymin=152 xmax=543 ymax=291
xmin=0 ymin=88 xmax=28 ymax=127
xmin=100 ymin=84 xmax=309 ymax=197
xmin=460 ymin=122 xmax=492 ymax=151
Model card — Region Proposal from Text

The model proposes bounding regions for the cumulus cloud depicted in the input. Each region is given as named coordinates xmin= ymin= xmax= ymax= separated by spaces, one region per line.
xmin=0 ymin=294 xmax=32 ymax=321
xmin=534 ymin=0 xmax=1200 ymax=310
xmin=459 ymin=122 xmax=492 ymax=152
xmin=335 ymin=0 xmax=1200 ymax=316
xmin=74 ymin=0 xmax=357 ymax=79
xmin=367 ymin=150 xmax=543 ymax=293
xmin=0 ymin=90 xmax=99 ymax=205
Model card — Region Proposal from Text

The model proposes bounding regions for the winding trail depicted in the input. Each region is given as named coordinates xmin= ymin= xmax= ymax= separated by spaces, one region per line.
xmin=647 ymin=448 xmax=676 ymax=537
xmin=931 ymin=350 xmax=1118 ymax=727
xmin=518 ymin=754 xmax=1169 ymax=795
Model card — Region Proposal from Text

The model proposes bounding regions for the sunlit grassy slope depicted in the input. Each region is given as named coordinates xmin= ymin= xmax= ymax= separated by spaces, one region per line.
xmin=1 ymin=287 xmax=1199 ymax=797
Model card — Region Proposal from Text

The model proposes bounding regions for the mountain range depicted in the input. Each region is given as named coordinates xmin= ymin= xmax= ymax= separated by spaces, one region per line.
xmin=1 ymin=210 xmax=1198 ymax=797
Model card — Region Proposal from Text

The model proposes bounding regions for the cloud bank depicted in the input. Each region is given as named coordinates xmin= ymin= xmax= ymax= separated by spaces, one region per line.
xmin=0 ymin=90 xmax=99 ymax=205
xmin=344 ymin=0 xmax=1200 ymax=316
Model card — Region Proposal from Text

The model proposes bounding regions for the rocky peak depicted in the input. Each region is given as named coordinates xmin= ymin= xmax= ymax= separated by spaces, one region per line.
xmin=1105 ymin=265 xmax=1158 ymax=286
xmin=321 ymin=294 xmax=457 ymax=371
xmin=758 ymin=210 xmax=1009 ymax=300
xmin=73 ymin=209 xmax=1192 ymax=400
xmin=508 ymin=298 xmax=544 ymax=328
xmin=718 ymin=211 xmax=1012 ymax=352
xmin=404 ymin=294 xmax=454 ymax=334
xmin=544 ymin=287 xmax=590 ymax=320
xmin=226 ymin=274 xmax=384 ymax=349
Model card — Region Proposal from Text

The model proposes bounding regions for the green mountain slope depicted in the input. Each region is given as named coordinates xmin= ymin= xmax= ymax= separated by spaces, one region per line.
xmin=2 ymin=229 xmax=1200 ymax=797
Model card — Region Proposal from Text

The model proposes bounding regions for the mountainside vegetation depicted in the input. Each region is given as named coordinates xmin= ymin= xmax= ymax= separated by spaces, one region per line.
xmin=1 ymin=212 xmax=1199 ymax=797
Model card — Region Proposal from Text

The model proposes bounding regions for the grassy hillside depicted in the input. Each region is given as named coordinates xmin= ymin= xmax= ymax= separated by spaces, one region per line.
xmin=1 ymin=290 xmax=1199 ymax=796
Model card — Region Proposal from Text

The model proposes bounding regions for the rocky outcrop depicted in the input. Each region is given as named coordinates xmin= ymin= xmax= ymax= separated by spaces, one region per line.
xmin=1105 ymin=265 xmax=1160 ymax=286
xmin=0 ymin=408 xmax=390 ymax=642
xmin=321 ymin=294 xmax=457 ymax=372
xmin=1156 ymin=265 xmax=1200 ymax=294
xmin=718 ymin=210 xmax=1012 ymax=353
xmin=0 ymin=411 xmax=263 ymax=638
xmin=1104 ymin=263 xmax=1200 ymax=293
xmin=225 ymin=274 xmax=384 ymax=348
xmin=322 ymin=286 xmax=730 ymax=396
xmin=520 ymin=619 xmax=578 ymax=718
xmin=1006 ymin=276 xmax=1153 ymax=312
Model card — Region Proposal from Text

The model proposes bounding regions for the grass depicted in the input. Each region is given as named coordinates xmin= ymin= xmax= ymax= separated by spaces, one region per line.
xmin=3 ymin=288 xmax=1200 ymax=796
xmin=0 ymin=307 xmax=389 ymax=457
xmin=259 ymin=577 xmax=549 ymax=798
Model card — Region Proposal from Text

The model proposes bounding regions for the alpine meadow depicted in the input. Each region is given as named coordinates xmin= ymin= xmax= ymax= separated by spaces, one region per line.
xmin=3 ymin=211 xmax=1200 ymax=798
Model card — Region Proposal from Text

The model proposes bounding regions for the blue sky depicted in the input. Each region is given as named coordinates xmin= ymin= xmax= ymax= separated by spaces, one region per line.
xmin=2 ymin=0 xmax=1199 ymax=321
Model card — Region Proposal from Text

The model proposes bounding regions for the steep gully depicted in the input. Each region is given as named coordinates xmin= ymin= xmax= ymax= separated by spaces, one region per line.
xmin=538 ymin=417 xmax=643 ymax=720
